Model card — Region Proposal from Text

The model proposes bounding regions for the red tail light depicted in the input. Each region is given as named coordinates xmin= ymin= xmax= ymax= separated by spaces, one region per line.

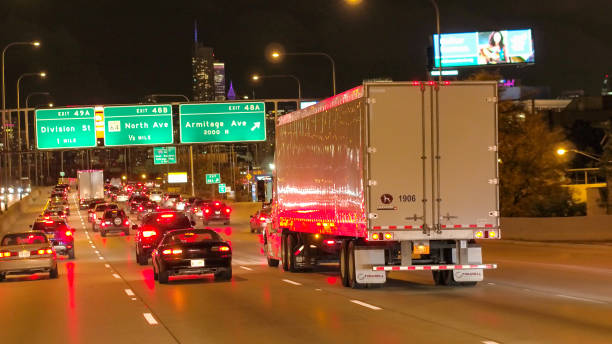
xmin=212 ymin=246 xmax=231 ymax=252
xmin=139 ymin=206 xmax=143 ymax=211
xmin=324 ymin=240 xmax=335 ymax=245
xmin=259 ymin=217 xmax=266 ymax=222
xmin=156 ymin=206 xmax=160 ymax=210
xmin=36 ymin=249 xmax=52 ymax=255
xmin=214 ymin=202 xmax=220 ymax=206
xmin=225 ymin=208 xmax=231 ymax=214
xmin=142 ymin=230 xmax=157 ymax=238
xmin=124 ymin=219 xmax=129 ymax=225
xmin=162 ymin=248 xmax=182 ymax=255
xmin=204 ymin=208 xmax=210 ymax=214
xmin=160 ymin=214 xmax=174 ymax=218
xmin=1 ymin=251 xmax=14 ymax=258
xmin=65 ymin=230 xmax=73 ymax=236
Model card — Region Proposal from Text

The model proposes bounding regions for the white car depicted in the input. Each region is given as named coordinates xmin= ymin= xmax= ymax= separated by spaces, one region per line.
xmin=116 ymin=193 xmax=129 ymax=202
xmin=149 ymin=190 xmax=163 ymax=202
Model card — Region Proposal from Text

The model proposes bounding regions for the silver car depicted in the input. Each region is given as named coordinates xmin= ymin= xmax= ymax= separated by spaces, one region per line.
xmin=0 ymin=231 xmax=58 ymax=281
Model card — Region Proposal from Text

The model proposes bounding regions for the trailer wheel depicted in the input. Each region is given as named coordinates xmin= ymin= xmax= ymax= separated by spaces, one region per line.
xmin=281 ymin=233 xmax=289 ymax=271
xmin=286 ymin=234 xmax=297 ymax=272
xmin=432 ymin=271 xmax=444 ymax=285
xmin=340 ymin=241 xmax=349 ymax=287
xmin=347 ymin=241 xmax=364 ymax=289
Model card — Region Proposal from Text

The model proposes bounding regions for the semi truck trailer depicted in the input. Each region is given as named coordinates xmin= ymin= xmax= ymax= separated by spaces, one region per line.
xmin=78 ymin=170 xmax=104 ymax=209
xmin=263 ymin=81 xmax=500 ymax=288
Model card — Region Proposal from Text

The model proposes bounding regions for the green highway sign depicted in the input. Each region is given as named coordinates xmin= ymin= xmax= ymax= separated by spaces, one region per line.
xmin=206 ymin=173 xmax=220 ymax=184
xmin=35 ymin=107 xmax=97 ymax=149
xmin=179 ymin=102 xmax=266 ymax=143
xmin=153 ymin=146 xmax=176 ymax=165
xmin=218 ymin=183 xmax=226 ymax=194
xmin=104 ymin=104 xmax=173 ymax=146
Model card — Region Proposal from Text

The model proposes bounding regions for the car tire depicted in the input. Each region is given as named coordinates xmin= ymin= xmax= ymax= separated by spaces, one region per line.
xmin=92 ymin=225 xmax=98 ymax=232
xmin=153 ymin=264 xmax=159 ymax=281
xmin=68 ymin=248 xmax=75 ymax=260
xmin=49 ymin=265 xmax=59 ymax=279
xmin=0 ymin=273 xmax=5 ymax=282
xmin=100 ymin=230 xmax=106 ymax=237
xmin=347 ymin=241 xmax=364 ymax=289
xmin=124 ymin=229 xmax=129 ymax=236
xmin=267 ymin=255 xmax=280 ymax=267
xmin=136 ymin=249 xmax=148 ymax=265
xmin=158 ymin=268 xmax=169 ymax=284
xmin=215 ymin=267 xmax=232 ymax=281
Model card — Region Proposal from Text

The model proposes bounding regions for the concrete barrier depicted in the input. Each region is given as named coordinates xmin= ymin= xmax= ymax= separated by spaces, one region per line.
xmin=500 ymin=216 xmax=612 ymax=242
xmin=227 ymin=202 xmax=264 ymax=225
xmin=0 ymin=187 xmax=53 ymax=233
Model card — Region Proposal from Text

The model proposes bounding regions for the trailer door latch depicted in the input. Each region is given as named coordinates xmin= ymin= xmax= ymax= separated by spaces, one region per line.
xmin=368 ymin=213 xmax=379 ymax=219
xmin=368 ymin=180 xmax=378 ymax=186
xmin=488 ymin=178 xmax=498 ymax=185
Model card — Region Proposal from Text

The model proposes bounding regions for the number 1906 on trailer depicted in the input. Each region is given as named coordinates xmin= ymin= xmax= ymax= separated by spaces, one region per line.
xmin=263 ymin=81 xmax=499 ymax=288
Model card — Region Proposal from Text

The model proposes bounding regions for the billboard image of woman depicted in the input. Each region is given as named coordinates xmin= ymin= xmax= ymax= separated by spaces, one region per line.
xmin=478 ymin=31 xmax=510 ymax=64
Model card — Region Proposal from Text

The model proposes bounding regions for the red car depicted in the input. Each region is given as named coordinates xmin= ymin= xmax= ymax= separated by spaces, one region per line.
xmin=249 ymin=207 xmax=271 ymax=233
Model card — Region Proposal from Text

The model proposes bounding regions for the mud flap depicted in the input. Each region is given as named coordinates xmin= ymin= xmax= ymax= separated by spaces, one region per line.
xmin=453 ymin=269 xmax=484 ymax=282
xmin=355 ymin=248 xmax=386 ymax=284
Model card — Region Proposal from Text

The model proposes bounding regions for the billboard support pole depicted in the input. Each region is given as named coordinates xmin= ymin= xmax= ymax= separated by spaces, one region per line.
xmin=429 ymin=0 xmax=442 ymax=82
xmin=190 ymin=145 xmax=195 ymax=197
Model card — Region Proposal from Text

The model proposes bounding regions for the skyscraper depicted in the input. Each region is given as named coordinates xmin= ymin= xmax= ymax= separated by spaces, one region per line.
xmin=192 ymin=21 xmax=226 ymax=102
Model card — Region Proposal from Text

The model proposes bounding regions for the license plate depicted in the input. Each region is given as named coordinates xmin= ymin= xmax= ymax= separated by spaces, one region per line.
xmin=19 ymin=250 xmax=30 ymax=258
xmin=191 ymin=259 xmax=205 ymax=267
xmin=215 ymin=211 xmax=220 ymax=215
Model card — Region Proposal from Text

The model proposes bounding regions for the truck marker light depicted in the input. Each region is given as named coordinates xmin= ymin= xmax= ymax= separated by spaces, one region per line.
xmin=475 ymin=231 xmax=484 ymax=238
xmin=384 ymin=233 xmax=392 ymax=240
xmin=412 ymin=81 xmax=421 ymax=86
xmin=314 ymin=234 xmax=320 ymax=239
xmin=325 ymin=240 xmax=335 ymax=245
xmin=489 ymin=231 xmax=496 ymax=238
xmin=371 ymin=233 xmax=379 ymax=240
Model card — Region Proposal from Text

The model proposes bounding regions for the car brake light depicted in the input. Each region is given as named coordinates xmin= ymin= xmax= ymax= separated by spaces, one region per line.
xmin=204 ymin=208 xmax=210 ymax=214
xmin=37 ymin=249 xmax=46 ymax=255
xmin=65 ymin=231 xmax=73 ymax=236
xmin=225 ymin=208 xmax=231 ymax=214
xmin=124 ymin=219 xmax=129 ymax=225
xmin=139 ymin=206 xmax=143 ymax=211
xmin=214 ymin=202 xmax=220 ymax=206
xmin=259 ymin=217 xmax=266 ymax=222
xmin=160 ymin=214 xmax=174 ymax=218
xmin=1 ymin=251 xmax=12 ymax=258
xmin=44 ymin=220 xmax=54 ymax=224
xmin=162 ymin=248 xmax=182 ymax=255
xmin=212 ymin=246 xmax=230 ymax=252
xmin=324 ymin=240 xmax=335 ymax=245
xmin=142 ymin=230 xmax=157 ymax=238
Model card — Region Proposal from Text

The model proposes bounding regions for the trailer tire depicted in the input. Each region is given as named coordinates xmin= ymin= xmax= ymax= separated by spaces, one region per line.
xmin=432 ymin=271 xmax=444 ymax=285
xmin=347 ymin=241 xmax=364 ymax=289
xmin=340 ymin=241 xmax=349 ymax=287
xmin=286 ymin=234 xmax=297 ymax=272
xmin=281 ymin=233 xmax=289 ymax=271
xmin=441 ymin=270 xmax=458 ymax=286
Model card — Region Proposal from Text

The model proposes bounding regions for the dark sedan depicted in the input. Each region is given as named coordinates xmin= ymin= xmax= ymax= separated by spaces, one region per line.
xmin=152 ymin=228 xmax=232 ymax=284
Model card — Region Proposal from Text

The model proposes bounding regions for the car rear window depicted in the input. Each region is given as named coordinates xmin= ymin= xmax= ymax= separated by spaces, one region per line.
xmin=164 ymin=230 xmax=220 ymax=245
xmin=143 ymin=213 xmax=191 ymax=231
xmin=2 ymin=233 xmax=48 ymax=245
xmin=96 ymin=204 xmax=118 ymax=212
xmin=105 ymin=210 xmax=125 ymax=218
xmin=131 ymin=196 xmax=149 ymax=202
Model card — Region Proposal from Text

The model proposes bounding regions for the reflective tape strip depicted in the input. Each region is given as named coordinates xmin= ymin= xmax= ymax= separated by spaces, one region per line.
xmin=370 ymin=225 xmax=416 ymax=230
xmin=370 ymin=225 xmax=497 ymax=230
xmin=373 ymin=264 xmax=497 ymax=271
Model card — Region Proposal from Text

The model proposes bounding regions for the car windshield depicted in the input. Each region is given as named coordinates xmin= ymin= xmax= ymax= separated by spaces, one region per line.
xmin=104 ymin=210 xmax=126 ymax=219
xmin=163 ymin=230 xmax=220 ymax=245
xmin=2 ymin=233 xmax=48 ymax=245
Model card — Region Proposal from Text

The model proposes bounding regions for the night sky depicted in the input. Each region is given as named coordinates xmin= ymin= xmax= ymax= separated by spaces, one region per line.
xmin=1 ymin=0 xmax=610 ymax=107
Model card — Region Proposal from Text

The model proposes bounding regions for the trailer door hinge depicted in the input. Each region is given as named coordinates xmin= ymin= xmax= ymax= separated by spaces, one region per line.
xmin=368 ymin=180 xmax=378 ymax=186
xmin=366 ymin=98 xmax=377 ymax=104
xmin=486 ymin=96 xmax=498 ymax=103
xmin=368 ymin=213 xmax=379 ymax=219
xmin=488 ymin=145 xmax=498 ymax=152
xmin=488 ymin=178 xmax=498 ymax=185
xmin=488 ymin=211 xmax=499 ymax=217
xmin=367 ymin=147 xmax=377 ymax=153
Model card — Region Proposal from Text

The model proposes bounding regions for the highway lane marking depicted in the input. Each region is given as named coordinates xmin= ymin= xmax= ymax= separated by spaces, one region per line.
xmin=88 ymin=240 xmax=93 ymax=244
xmin=104 ymin=264 xmax=110 ymax=268
xmin=143 ymin=313 xmax=158 ymax=325
xmin=555 ymin=294 xmax=606 ymax=304
xmin=95 ymin=250 xmax=100 ymax=254
xmin=124 ymin=289 xmax=135 ymax=296
xmin=240 ymin=266 xmax=253 ymax=271
xmin=113 ymin=273 xmax=121 ymax=279
xmin=487 ymin=282 xmax=496 ymax=286
xmin=131 ymin=298 xmax=137 ymax=301
xmin=98 ymin=257 xmax=104 ymax=260
xmin=315 ymin=288 xmax=322 ymax=291
xmin=482 ymin=341 xmax=500 ymax=344
xmin=282 ymin=279 xmax=302 ymax=286
xmin=350 ymin=300 xmax=382 ymax=310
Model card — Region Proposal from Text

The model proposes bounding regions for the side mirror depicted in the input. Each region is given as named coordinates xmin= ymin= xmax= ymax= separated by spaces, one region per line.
xmin=132 ymin=224 xmax=138 ymax=230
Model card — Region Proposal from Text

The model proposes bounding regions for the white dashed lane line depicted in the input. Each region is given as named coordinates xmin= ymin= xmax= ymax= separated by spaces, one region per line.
xmin=282 ymin=279 xmax=302 ymax=286
xmin=143 ymin=313 xmax=158 ymax=325
xmin=112 ymin=273 xmax=121 ymax=279
xmin=555 ymin=294 xmax=606 ymax=304
xmin=350 ymin=300 xmax=382 ymax=311
xmin=240 ymin=266 xmax=253 ymax=271
xmin=104 ymin=264 xmax=111 ymax=268
xmin=124 ymin=289 xmax=135 ymax=296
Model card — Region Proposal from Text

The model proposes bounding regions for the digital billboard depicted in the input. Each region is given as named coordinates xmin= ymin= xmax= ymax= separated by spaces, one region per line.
xmin=433 ymin=29 xmax=534 ymax=67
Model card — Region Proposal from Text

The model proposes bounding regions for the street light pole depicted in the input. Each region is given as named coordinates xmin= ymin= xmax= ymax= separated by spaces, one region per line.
xmin=271 ymin=51 xmax=335 ymax=96
xmin=429 ymin=0 xmax=443 ymax=82
xmin=17 ymin=72 xmax=46 ymax=181
xmin=25 ymin=92 xmax=51 ymax=185
xmin=252 ymin=74 xmax=302 ymax=108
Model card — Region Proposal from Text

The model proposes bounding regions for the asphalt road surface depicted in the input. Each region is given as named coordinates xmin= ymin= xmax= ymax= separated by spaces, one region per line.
xmin=1 ymin=192 xmax=611 ymax=343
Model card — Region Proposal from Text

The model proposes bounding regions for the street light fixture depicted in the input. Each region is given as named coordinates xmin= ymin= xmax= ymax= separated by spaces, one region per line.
xmin=556 ymin=148 xmax=602 ymax=162
xmin=269 ymin=51 xmax=336 ymax=95
xmin=252 ymin=73 xmax=302 ymax=108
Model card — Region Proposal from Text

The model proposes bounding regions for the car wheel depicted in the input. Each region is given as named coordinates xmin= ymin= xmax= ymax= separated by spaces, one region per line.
xmin=92 ymin=225 xmax=98 ymax=232
xmin=0 ymin=273 xmax=5 ymax=282
xmin=100 ymin=230 xmax=106 ymax=237
xmin=68 ymin=248 xmax=75 ymax=260
xmin=267 ymin=254 xmax=280 ymax=267
xmin=49 ymin=265 xmax=59 ymax=279
xmin=124 ymin=229 xmax=129 ymax=236
xmin=136 ymin=249 xmax=148 ymax=265
xmin=215 ymin=267 xmax=232 ymax=281
xmin=158 ymin=268 xmax=169 ymax=284
xmin=340 ymin=241 xmax=349 ymax=287
xmin=153 ymin=264 xmax=159 ymax=281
